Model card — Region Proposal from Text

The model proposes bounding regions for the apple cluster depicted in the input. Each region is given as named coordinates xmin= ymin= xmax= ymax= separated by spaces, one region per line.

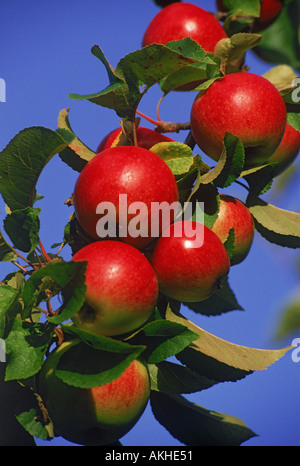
xmin=39 ymin=0 xmax=300 ymax=447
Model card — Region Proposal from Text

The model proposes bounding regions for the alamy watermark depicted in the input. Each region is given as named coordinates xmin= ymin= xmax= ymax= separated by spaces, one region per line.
xmin=95 ymin=195 xmax=205 ymax=248
xmin=0 ymin=339 xmax=6 ymax=363
xmin=0 ymin=78 xmax=6 ymax=102
xmin=291 ymin=338 xmax=300 ymax=363
xmin=292 ymin=78 xmax=300 ymax=103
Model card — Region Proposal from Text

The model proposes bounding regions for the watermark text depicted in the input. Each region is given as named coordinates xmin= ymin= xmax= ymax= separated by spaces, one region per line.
xmin=0 ymin=78 xmax=6 ymax=102
xmin=95 ymin=195 xmax=205 ymax=248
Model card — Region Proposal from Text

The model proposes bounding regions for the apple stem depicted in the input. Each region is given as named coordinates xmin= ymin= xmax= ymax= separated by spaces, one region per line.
xmin=136 ymin=109 xmax=161 ymax=126
xmin=39 ymin=240 xmax=52 ymax=263
xmin=156 ymin=95 xmax=165 ymax=122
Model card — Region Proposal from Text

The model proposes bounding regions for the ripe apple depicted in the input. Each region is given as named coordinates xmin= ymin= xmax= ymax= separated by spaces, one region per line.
xmin=150 ymin=220 xmax=230 ymax=302
xmin=39 ymin=340 xmax=151 ymax=446
xmin=73 ymin=145 xmax=179 ymax=249
xmin=211 ymin=194 xmax=255 ymax=265
xmin=216 ymin=0 xmax=283 ymax=31
xmin=97 ymin=126 xmax=174 ymax=153
xmin=142 ymin=2 xmax=227 ymax=53
xmin=190 ymin=72 xmax=287 ymax=167
xmin=71 ymin=240 xmax=158 ymax=336
xmin=267 ymin=123 xmax=300 ymax=175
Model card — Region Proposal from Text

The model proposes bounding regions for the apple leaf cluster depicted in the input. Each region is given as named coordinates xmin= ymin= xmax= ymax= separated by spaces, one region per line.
xmin=0 ymin=0 xmax=300 ymax=447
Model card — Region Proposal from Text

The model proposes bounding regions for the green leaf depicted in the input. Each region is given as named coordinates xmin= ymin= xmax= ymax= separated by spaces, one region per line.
xmin=287 ymin=112 xmax=300 ymax=131
xmin=166 ymin=307 xmax=292 ymax=382
xmin=186 ymin=183 xmax=220 ymax=230
xmin=150 ymin=391 xmax=257 ymax=446
xmin=263 ymin=65 xmax=298 ymax=92
xmin=54 ymin=335 xmax=145 ymax=389
xmin=221 ymin=0 xmax=261 ymax=16
xmin=214 ymin=33 xmax=262 ymax=73
xmin=200 ymin=133 xmax=245 ymax=188
xmin=149 ymin=361 xmax=218 ymax=394
xmin=150 ymin=142 xmax=194 ymax=176
xmin=70 ymin=43 xmax=203 ymax=119
xmin=116 ymin=43 xmax=196 ymax=91
xmin=0 ymin=226 xmax=17 ymax=262
xmin=68 ymin=45 xmax=130 ymax=117
xmin=0 ymin=126 xmax=74 ymax=212
xmin=183 ymin=277 xmax=244 ymax=317
xmin=0 ymin=283 xmax=20 ymax=338
xmin=4 ymin=320 xmax=55 ymax=381
xmin=242 ymin=163 xmax=278 ymax=196
xmin=16 ymin=406 xmax=53 ymax=441
xmin=222 ymin=0 xmax=261 ymax=35
xmin=158 ymin=38 xmax=221 ymax=93
xmin=57 ymin=108 xmax=96 ymax=172
xmin=127 ymin=319 xmax=199 ymax=364
xmin=223 ymin=227 xmax=236 ymax=259
xmin=247 ymin=196 xmax=300 ymax=248
xmin=22 ymin=260 xmax=87 ymax=323
xmin=253 ymin=0 xmax=300 ymax=71
xmin=3 ymin=207 xmax=41 ymax=253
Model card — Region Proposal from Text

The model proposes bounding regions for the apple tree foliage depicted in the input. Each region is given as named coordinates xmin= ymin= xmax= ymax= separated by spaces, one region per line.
xmin=0 ymin=0 xmax=300 ymax=446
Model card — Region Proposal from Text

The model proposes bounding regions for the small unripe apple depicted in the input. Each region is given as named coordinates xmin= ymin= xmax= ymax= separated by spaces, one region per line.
xmin=97 ymin=126 xmax=174 ymax=153
xmin=216 ymin=0 xmax=283 ymax=31
xmin=150 ymin=221 xmax=230 ymax=302
xmin=190 ymin=72 xmax=287 ymax=167
xmin=211 ymin=194 xmax=255 ymax=265
xmin=39 ymin=340 xmax=151 ymax=446
xmin=73 ymin=145 xmax=179 ymax=249
xmin=267 ymin=123 xmax=300 ymax=176
xmin=142 ymin=2 xmax=227 ymax=53
xmin=71 ymin=241 xmax=158 ymax=336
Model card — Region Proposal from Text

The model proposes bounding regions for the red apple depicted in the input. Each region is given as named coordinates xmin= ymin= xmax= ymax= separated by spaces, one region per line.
xmin=39 ymin=340 xmax=151 ymax=446
xmin=97 ymin=126 xmax=174 ymax=153
xmin=73 ymin=145 xmax=179 ymax=249
xmin=150 ymin=220 xmax=230 ymax=302
xmin=267 ymin=123 xmax=300 ymax=175
xmin=211 ymin=194 xmax=255 ymax=265
xmin=71 ymin=241 xmax=158 ymax=336
xmin=216 ymin=0 xmax=283 ymax=31
xmin=142 ymin=2 xmax=227 ymax=53
xmin=190 ymin=72 xmax=287 ymax=167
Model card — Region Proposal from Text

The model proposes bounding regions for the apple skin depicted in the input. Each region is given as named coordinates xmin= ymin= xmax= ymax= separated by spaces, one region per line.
xmin=142 ymin=2 xmax=227 ymax=53
xmin=97 ymin=126 xmax=174 ymax=153
xmin=267 ymin=123 xmax=300 ymax=176
xmin=190 ymin=72 xmax=287 ymax=167
xmin=150 ymin=221 xmax=230 ymax=302
xmin=73 ymin=145 xmax=179 ymax=249
xmin=39 ymin=340 xmax=151 ymax=446
xmin=71 ymin=241 xmax=158 ymax=336
xmin=216 ymin=0 xmax=283 ymax=31
xmin=211 ymin=194 xmax=255 ymax=266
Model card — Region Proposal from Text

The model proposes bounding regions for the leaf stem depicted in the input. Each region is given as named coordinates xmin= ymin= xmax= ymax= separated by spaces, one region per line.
xmin=12 ymin=261 xmax=31 ymax=274
xmin=39 ymin=240 xmax=52 ymax=263
xmin=54 ymin=242 xmax=66 ymax=258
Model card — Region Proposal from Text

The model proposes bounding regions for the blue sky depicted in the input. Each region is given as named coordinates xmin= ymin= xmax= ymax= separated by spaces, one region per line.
xmin=0 ymin=0 xmax=300 ymax=447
